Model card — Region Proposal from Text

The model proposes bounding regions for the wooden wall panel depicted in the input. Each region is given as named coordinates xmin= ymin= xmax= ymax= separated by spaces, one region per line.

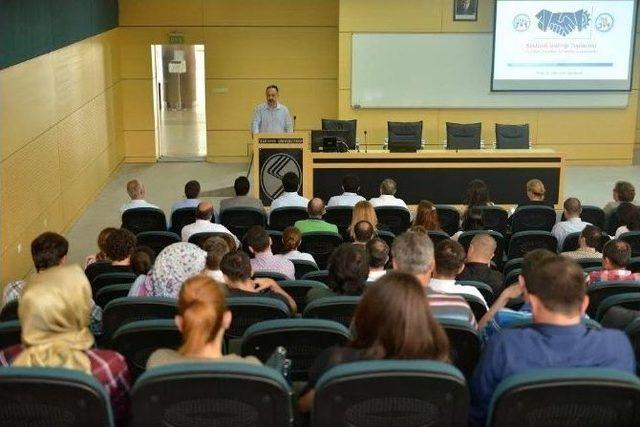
xmin=119 ymin=0 xmax=204 ymax=26
xmin=203 ymin=0 xmax=338 ymax=27
xmin=340 ymin=0 xmax=443 ymax=32
xmin=121 ymin=79 xmax=154 ymax=130
xmin=440 ymin=0 xmax=494 ymax=33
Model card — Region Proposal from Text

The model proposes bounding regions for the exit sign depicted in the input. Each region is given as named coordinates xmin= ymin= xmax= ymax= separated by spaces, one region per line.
xmin=168 ymin=32 xmax=184 ymax=44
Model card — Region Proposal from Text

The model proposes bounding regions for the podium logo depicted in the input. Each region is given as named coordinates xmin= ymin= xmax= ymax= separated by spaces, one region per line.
xmin=536 ymin=9 xmax=591 ymax=36
xmin=260 ymin=153 xmax=302 ymax=201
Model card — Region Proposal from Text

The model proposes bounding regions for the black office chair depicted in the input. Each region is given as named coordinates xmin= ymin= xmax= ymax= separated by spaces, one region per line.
xmin=299 ymin=232 xmax=343 ymax=269
xmin=375 ymin=206 xmax=411 ymax=235
xmin=387 ymin=121 xmax=423 ymax=152
xmin=478 ymin=206 xmax=509 ymax=235
xmin=510 ymin=205 xmax=557 ymax=233
xmin=439 ymin=317 xmax=482 ymax=379
xmin=102 ymin=297 xmax=178 ymax=339
xmin=323 ymin=206 xmax=352 ymax=239
xmin=122 ymin=207 xmax=167 ymax=234
xmin=435 ymin=205 xmax=461 ymax=236
xmin=445 ymin=122 xmax=482 ymax=150
xmin=291 ymin=259 xmax=319 ymax=279
xmin=220 ymin=207 xmax=267 ymax=240
xmin=322 ymin=118 xmax=357 ymax=150
xmin=507 ymin=231 xmax=558 ymax=260
xmin=169 ymin=207 xmax=196 ymax=235
xmin=136 ymin=231 xmax=180 ymax=256
xmin=495 ymin=123 xmax=530 ymax=149
xmin=619 ymin=231 xmax=640 ymax=257
xmin=268 ymin=207 xmax=308 ymax=231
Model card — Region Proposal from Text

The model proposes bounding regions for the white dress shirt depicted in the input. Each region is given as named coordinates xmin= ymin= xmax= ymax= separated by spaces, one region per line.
xmin=270 ymin=192 xmax=310 ymax=211
xmin=615 ymin=225 xmax=630 ymax=238
xmin=171 ymin=198 xmax=200 ymax=213
xmin=327 ymin=192 xmax=366 ymax=207
xmin=120 ymin=199 xmax=161 ymax=214
xmin=367 ymin=269 xmax=387 ymax=282
xmin=369 ymin=194 xmax=408 ymax=209
xmin=281 ymin=250 xmax=317 ymax=265
xmin=251 ymin=102 xmax=293 ymax=134
xmin=551 ymin=217 xmax=590 ymax=250
xmin=428 ymin=278 xmax=488 ymax=307
xmin=181 ymin=219 xmax=240 ymax=247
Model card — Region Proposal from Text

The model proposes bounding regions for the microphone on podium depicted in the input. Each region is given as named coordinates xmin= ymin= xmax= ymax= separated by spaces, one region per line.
xmin=293 ymin=115 xmax=297 ymax=131
xmin=364 ymin=130 xmax=368 ymax=154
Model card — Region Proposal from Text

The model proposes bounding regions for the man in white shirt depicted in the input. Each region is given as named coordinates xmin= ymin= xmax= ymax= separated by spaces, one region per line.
xmin=429 ymin=239 xmax=488 ymax=307
xmin=551 ymin=197 xmax=590 ymax=251
xmin=366 ymin=238 xmax=389 ymax=282
xmin=369 ymin=179 xmax=408 ymax=209
xmin=328 ymin=175 xmax=366 ymax=207
xmin=181 ymin=202 xmax=240 ymax=248
xmin=120 ymin=180 xmax=160 ymax=213
xmin=171 ymin=180 xmax=201 ymax=213
xmin=251 ymin=85 xmax=293 ymax=135
xmin=270 ymin=172 xmax=309 ymax=211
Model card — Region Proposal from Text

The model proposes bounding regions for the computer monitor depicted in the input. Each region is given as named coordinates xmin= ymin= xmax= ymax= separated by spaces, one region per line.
xmin=446 ymin=122 xmax=482 ymax=150
xmin=321 ymin=119 xmax=357 ymax=150
xmin=496 ymin=124 xmax=530 ymax=149
xmin=387 ymin=121 xmax=423 ymax=153
xmin=311 ymin=130 xmax=350 ymax=153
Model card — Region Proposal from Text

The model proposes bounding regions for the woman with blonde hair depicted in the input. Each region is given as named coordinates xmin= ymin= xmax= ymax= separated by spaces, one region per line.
xmin=147 ymin=275 xmax=260 ymax=368
xmin=348 ymin=200 xmax=378 ymax=240
xmin=413 ymin=200 xmax=441 ymax=231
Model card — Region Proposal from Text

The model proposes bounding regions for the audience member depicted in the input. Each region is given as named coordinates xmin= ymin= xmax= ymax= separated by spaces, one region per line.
xmin=551 ymin=197 xmax=590 ymax=250
xmin=202 ymin=236 xmax=232 ymax=282
xmin=369 ymin=178 xmax=408 ymax=209
xmin=120 ymin=179 xmax=159 ymax=213
xmin=366 ymin=238 xmax=389 ymax=282
xmin=348 ymin=201 xmax=378 ymax=240
xmin=603 ymin=180 xmax=635 ymax=218
xmin=392 ymin=232 xmax=476 ymax=327
xmin=456 ymin=234 xmax=503 ymax=294
xmin=298 ymin=272 xmax=450 ymax=412
xmin=561 ymin=225 xmax=604 ymax=259
xmin=614 ymin=201 xmax=640 ymax=238
xmin=412 ymin=200 xmax=441 ymax=231
xmin=180 ymin=201 xmax=239 ymax=247
xmin=128 ymin=246 xmax=154 ymax=296
xmin=220 ymin=250 xmax=296 ymax=313
xmin=523 ymin=179 xmax=548 ymax=206
xmin=280 ymin=226 xmax=317 ymax=265
xmin=587 ymin=239 xmax=640 ymax=284
xmin=84 ymin=228 xmax=136 ymax=283
xmin=306 ymin=243 xmax=368 ymax=303
xmin=245 ymin=225 xmax=295 ymax=280
xmin=219 ymin=176 xmax=265 ymax=213
xmin=470 ymin=256 xmax=635 ymax=426
xmin=0 ymin=265 xmax=131 ymax=422
xmin=452 ymin=207 xmax=484 ymax=241
xmin=353 ymin=220 xmax=375 ymax=244
xmin=171 ymin=180 xmax=201 ymax=213
xmin=269 ymin=172 xmax=309 ymax=211
xmin=84 ymin=227 xmax=116 ymax=267
xmin=132 ymin=243 xmax=206 ymax=298
xmin=461 ymin=179 xmax=492 ymax=225
xmin=430 ymin=240 xmax=487 ymax=306
xmin=327 ymin=174 xmax=366 ymax=207
xmin=294 ymin=198 xmax=339 ymax=234
xmin=147 ymin=275 xmax=260 ymax=368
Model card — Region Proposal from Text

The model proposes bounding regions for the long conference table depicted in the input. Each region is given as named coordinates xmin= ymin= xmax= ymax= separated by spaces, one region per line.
xmin=251 ymin=133 xmax=565 ymax=208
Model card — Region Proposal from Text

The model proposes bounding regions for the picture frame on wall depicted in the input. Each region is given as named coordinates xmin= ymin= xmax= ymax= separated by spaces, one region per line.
xmin=454 ymin=0 xmax=478 ymax=21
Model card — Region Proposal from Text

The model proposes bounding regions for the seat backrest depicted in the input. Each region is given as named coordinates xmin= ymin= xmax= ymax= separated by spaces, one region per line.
xmin=0 ymin=367 xmax=114 ymax=427
xmin=322 ymin=118 xmax=357 ymax=149
xmin=607 ymin=208 xmax=621 ymax=236
xmin=456 ymin=293 xmax=487 ymax=322
xmin=456 ymin=280 xmax=495 ymax=305
xmin=375 ymin=207 xmax=410 ymax=235
xmin=220 ymin=207 xmax=267 ymax=239
xmin=561 ymin=232 xmax=581 ymax=252
xmin=620 ymin=231 xmax=640 ymax=257
xmin=136 ymin=231 xmax=181 ymax=256
xmin=301 ymin=269 xmax=330 ymax=284
xmin=458 ymin=230 xmax=505 ymax=267
xmin=299 ymin=232 xmax=343 ymax=269
xmin=269 ymin=207 xmax=308 ymax=231
xmin=188 ymin=231 xmax=231 ymax=248
xmin=576 ymin=257 xmax=603 ymax=270
xmin=446 ymin=122 xmax=482 ymax=149
xmin=595 ymin=292 xmax=640 ymax=322
xmin=91 ymin=272 xmax=137 ymax=296
xmin=377 ymin=229 xmax=396 ymax=248
xmin=253 ymin=270 xmax=289 ymax=282
xmin=0 ymin=300 xmax=19 ymax=322
xmin=580 ymin=205 xmax=605 ymax=229
xmin=323 ymin=206 xmax=353 ymax=236
xmin=502 ymin=258 xmax=523 ymax=278
xmin=225 ymin=297 xmax=291 ymax=340
xmin=279 ymin=280 xmax=328 ymax=312
xmin=511 ymin=205 xmax=557 ymax=233
xmin=625 ymin=318 xmax=640 ymax=375
xmin=495 ymin=124 xmax=529 ymax=149
xmin=121 ymin=207 xmax=167 ymax=234
xmin=435 ymin=205 xmax=461 ymax=236
xmin=503 ymin=268 xmax=521 ymax=287
xmin=507 ymin=231 xmax=558 ymax=259
xmin=103 ymin=297 xmax=178 ymax=339
xmin=169 ymin=207 xmax=196 ymax=235
xmin=291 ymin=259 xmax=319 ymax=279
xmin=313 ymin=360 xmax=468 ymax=427
xmin=427 ymin=230 xmax=451 ymax=246
xmin=477 ymin=206 xmax=509 ymax=235
xmin=586 ymin=281 xmax=640 ymax=318
xmin=438 ymin=318 xmax=481 ymax=379
xmin=94 ymin=283 xmax=132 ymax=309
xmin=303 ymin=296 xmax=361 ymax=328
xmin=387 ymin=121 xmax=423 ymax=152
xmin=131 ymin=362 xmax=292 ymax=427
xmin=488 ymin=368 xmax=640 ymax=427
xmin=0 ymin=320 xmax=21 ymax=349
xmin=241 ymin=318 xmax=351 ymax=381
xmin=628 ymin=256 xmax=640 ymax=273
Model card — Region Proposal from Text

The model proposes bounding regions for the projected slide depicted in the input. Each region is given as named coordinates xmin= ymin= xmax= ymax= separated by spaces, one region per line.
xmin=492 ymin=0 xmax=636 ymax=91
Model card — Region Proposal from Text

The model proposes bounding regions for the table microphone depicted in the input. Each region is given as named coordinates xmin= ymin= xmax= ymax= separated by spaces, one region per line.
xmin=293 ymin=115 xmax=297 ymax=131
xmin=364 ymin=130 xmax=368 ymax=154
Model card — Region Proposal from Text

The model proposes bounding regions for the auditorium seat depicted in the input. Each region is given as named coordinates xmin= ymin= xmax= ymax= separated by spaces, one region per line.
xmin=502 ymin=258 xmax=523 ymax=277
xmin=187 ymin=231 xmax=231 ymax=248
xmin=291 ymin=259 xmax=319 ymax=279
xmin=102 ymin=297 xmax=178 ymax=340
xmin=240 ymin=318 xmax=350 ymax=381
xmin=560 ymin=232 xmax=581 ymax=252
xmin=110 ymin=319 xmax=182 ymax=380
xmin=91 ymin=272 xmax=137 ymax=297
xmin=253 ymin=270 xmax=289 ymax=282
xmin=575 ymin=258 xmax=603 ymax=270
xmin=435 ymin=205 xmax=460 ymax=236
xmin=456 ymin=280 xmax=495 ymax=305
xmin=169 ymin=207 xmax=196 ymax=235
xmin=278 ymin=280 xmax=328 ymax=312
xmin=458 ymin=230 xmax=505 ymax=267
xmin=507 ymin=231 xmax=557 ymax=260
xmin=607 ymin=208 xmax=622 ymax=236
xmin=510 ymin=205 xmax=557 ymax=233
xmin=628 ymin=257 xmax=640 ymax=273
xmin=323 ymin=206 xmax=353 ymax=239
xmin=225 ymin=297 xmax=291 ymax=341
xmin=122 ymin=207 xmax=167 ymax=234
xmin=428 ymin=230 xmax=451 ymax=246
xmin=477 ymin=206 xmax=509 ymax=235
xmin=268 ymin=207 xmax=308 ymax=231
xmin=136 ymin=231 xmax=180 ymax=256
xmin=619 ymin=231 xmax=640 ymax=257
xmin=301 ymin=269 xmax=330 ymax=284
xmin=495 ymin=123 xmax=530 ymax=149
xmin=299 ymin=232 xmax=343 ymax=269
xmin=302 ymin=296 xmax=360 ymax=328
xmin=586 ymin=281 xmax=640 ymax=318
xmin=595 ymin=293 xmax=640 ymax=323
xmin=377 ymin=229 xmax=396 ymax=248
xmin=456 ymin=293 xmax=488 ymax=321
xmin=220 ymin=207 xmax=267 ymax=240
xmin=0 ymin=300 xmax=18 ymax=322
xmin=624 ymin=318 xmax=640 ymax=374
xmin=438 ymin=317 xmax=481 ymax=379
xmin=0 ymin=320 xmax=21 ymax=350
xmin=0 ymin=367 xmax=114 ymax=426
xmin=312 ymin=360 xmax=468 ymax=427
xmin=487 ymin=368 xmax=640 ymax=427
xmin=131 ymin=362 xmax=293 ymax=427
xmin=375 ymin=206 xmax=411 ymax=235
xmin=561 ymin=205 xmax=606 ymax=230
xmin=94 ymin=284 xmax=132 ymax=309
xmin=503 ymin=268 xmax=521 ymax=288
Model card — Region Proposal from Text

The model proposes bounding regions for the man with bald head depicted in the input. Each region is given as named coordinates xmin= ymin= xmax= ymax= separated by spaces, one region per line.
xmin=551 ymin=197 xmax=591 ymax=250
xmin=456 ymin=233 xmax=504 ymax=294
xmin=181 ymin=201 xmax=240 ymax=247
xmin=294 ymin=198 xmax=339 ymax=234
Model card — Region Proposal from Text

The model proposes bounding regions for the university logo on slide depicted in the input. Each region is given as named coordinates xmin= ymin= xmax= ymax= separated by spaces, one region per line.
xmin=535 ymin=9 xmax=591 ymax=37
xmin=513 ymin=13 xmax=531 ymax=32
xmin=260 ymin=153 xmax=301 ymax=201
xmin=595 ymin=13 xmax=614 ymax=32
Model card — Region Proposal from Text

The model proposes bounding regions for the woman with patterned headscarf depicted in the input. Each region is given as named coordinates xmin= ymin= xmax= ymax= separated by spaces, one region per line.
xmin=0 ymin=264 xmax=131 ymax=421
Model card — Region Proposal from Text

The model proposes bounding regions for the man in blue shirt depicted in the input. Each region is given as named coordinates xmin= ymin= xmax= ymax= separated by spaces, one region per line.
xmin=470 ymin=255 xmax=635 ymax=426
xmin=251 ymin=85 xmax=293 ymax=135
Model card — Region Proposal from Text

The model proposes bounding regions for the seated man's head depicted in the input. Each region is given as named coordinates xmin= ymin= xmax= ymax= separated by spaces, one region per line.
xmin=366 ymin=238 xmax=389 ymax=272
xmin=525 ymin=256 xmax=587 ymax=322
xmin=391 ymin=231 xmax=434 ymax=287
xmin=234 ymin=176 xmax=250 ymax=197
xmin=96 ymin=227 xmax=117 ymax=261
xmin=307 ymin=197 xmax=325 ymax=219
xmin=282 ymin=226 xmax=302 ymax=254
xmin=602 ymin=239 xmax=632 ymax=270
xmin=104 ymin=229 xmax=137 ymax=265
xmin=282 ymin=172 xmax=300 ymax=193
xmin=126 ymin=179 xmax=145 ymax=200
xmin=220 ymin=250 xmax=253 ymax=284
xmin=202 ymin=236 xmax=231 ymax=272
xmin=245 ymin=225 xmax=271 ymax=255
xmin=614 ymin=181 xmax=635 ymax=203
xmin=578 ymin=225 xmax=603 ymax=251
xmin=342 ymin=174 xmax=360 ymax=194
xmin=434 ymin=240 xmax=466 ymax=280
xmin=327 ymin=243 xmax=368 ymax=295
xmin=196 ymin=201 xmax=215 ymax=221
xmin=515 ymin=249 xmax=556 ymax=290
xmin=184 ymin=180 xmax=201 ymax=200
xmin=563 ymin=197 xmax=582 ymax=219
xmin=380 ymin=178 xmax=397 ymax=196
xmin=31 ymin=232 xmax=69 ymax=273
xmin=353 ymin=220 xmax=375 ymax=244
xmin=466 ymin=233 xmax=497 ymax=264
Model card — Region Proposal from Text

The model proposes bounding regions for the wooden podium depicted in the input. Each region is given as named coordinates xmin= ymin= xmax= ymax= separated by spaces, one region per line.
xmin=250 ymin=132 xmax=311 ymax=206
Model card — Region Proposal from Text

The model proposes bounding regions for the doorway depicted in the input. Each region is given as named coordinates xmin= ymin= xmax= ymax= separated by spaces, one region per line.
xmin=151 ymin=44 xmax=207 ymax=161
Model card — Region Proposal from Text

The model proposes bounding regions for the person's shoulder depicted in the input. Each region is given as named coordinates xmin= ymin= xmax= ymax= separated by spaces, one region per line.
xmin=145 ymin=348 xmax=181 ymax=369
xmin=220 ymin=354 xmax=262 ymax=365
xmin=89 ymin=348 xmax=129 ymax=370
